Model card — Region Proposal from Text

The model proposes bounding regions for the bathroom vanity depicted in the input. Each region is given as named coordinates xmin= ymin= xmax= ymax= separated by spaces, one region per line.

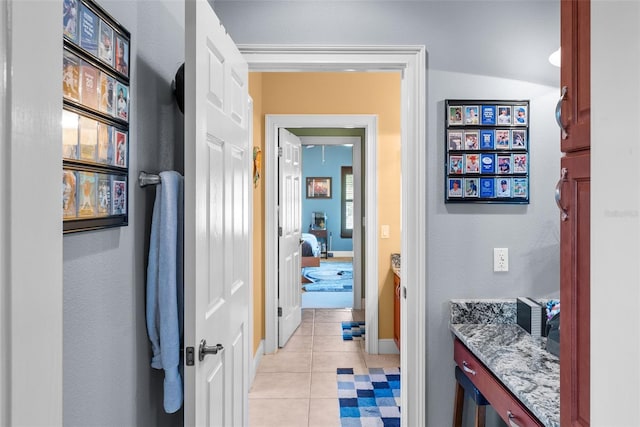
xmin=450 ymin=300 xmax=560 ymax=427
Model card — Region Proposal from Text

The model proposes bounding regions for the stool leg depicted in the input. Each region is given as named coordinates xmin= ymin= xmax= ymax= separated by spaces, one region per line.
xmin=474 ymin=404 xmax=486 ymax=427
xmin=452 ymin=382 xmax=464 ymax=427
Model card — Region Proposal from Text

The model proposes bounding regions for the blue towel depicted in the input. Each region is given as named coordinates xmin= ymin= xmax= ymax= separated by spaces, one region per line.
xmin=146 ymin=171 xmax=184 ymax=413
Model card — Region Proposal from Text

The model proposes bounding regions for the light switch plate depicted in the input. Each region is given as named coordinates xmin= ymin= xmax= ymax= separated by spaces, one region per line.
xmin=493 ymin=248 xmax=509 ymax=272
xmin=381 ymin=225 xmax=390 ymax=239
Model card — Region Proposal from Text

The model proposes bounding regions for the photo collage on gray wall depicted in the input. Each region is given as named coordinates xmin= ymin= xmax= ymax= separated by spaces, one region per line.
xmin=445 ymin=99 xmax=530 ymax=204
xmin=62 ymin=0 xmax=131 ymax=232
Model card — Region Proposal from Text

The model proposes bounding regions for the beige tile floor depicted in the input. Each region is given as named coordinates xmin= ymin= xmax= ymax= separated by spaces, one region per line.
xmin=249 ymin=308 xmax=400 ymax=427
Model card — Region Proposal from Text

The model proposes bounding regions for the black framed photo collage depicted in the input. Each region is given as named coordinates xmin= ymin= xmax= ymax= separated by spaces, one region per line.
xmin=445 ymin=99 xmax=530 ymax=204
xmin=62 ymin=0 xmax=131 ymax=233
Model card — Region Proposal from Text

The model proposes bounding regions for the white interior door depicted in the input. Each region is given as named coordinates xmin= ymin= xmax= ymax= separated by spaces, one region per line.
xmin=278 ymin=128 xmax=302 ymax=347
xmin=184 ymin=1 xmax=250 ymax=425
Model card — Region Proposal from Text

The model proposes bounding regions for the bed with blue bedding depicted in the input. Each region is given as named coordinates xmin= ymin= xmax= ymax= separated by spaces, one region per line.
xmin=301 ymin=232 xmax=321 ymax=267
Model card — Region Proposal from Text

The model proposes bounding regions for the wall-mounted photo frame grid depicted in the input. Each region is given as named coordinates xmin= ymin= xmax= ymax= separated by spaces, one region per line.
xmin=445 ymin=99 xmax=530 ymax=204
xmin=62 ymin=0 xmax=130 ymax=233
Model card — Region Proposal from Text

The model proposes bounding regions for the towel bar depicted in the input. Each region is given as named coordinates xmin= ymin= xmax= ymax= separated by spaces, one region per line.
xmin=139 ymin=171 xmax=160 ymax=187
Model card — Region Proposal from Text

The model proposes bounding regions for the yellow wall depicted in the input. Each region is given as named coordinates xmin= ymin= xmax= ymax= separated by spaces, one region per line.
xmin=250 ymin=73 xmax=265 ymax=354
xmin=248 ymin=72 xmax=401 ymax=354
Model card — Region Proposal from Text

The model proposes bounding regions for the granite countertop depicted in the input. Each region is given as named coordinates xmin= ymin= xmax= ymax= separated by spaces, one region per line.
xmin=450 ymin=300 xmax=560 ymax=427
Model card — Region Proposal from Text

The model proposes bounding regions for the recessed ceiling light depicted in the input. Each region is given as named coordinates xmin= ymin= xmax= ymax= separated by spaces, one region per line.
xmin=549 ymin=48 xmax=561 ymax=67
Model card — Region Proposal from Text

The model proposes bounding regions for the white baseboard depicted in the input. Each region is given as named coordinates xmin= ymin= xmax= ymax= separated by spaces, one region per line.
xmin=328 ymin=250 xmax=353 ymax=258
xmin=378 ymin=339 xmax=400 ymax=355
xmin=251 ymin=340 xmax=265 ymax=384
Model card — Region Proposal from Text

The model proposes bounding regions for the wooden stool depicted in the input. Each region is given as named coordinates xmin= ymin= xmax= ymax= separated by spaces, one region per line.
xmin=452 ymin=366 xmax=489 ymax=427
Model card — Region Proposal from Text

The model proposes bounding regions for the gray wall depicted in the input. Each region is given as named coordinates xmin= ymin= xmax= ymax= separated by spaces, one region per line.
xmin=63 ymin=1 xmax=184 ymax=426
xmin=214 ymin=2 xmax=560 ymax=426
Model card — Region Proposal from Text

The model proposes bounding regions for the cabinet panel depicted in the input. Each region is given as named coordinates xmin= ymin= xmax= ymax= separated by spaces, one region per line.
xmin=560 ymin=151 xmax=590 ymax=427
xmin=560 ymin=0 xmax=590 ymax=153
xmin=394 ymin=274 xmax=400 ymax=349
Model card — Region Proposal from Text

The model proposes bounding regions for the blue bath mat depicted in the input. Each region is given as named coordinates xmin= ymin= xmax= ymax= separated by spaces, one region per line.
xmin=337 ymin=367 xmax=401 ymax=427
xmin=342 ymin=321 xmax=365 ymax=340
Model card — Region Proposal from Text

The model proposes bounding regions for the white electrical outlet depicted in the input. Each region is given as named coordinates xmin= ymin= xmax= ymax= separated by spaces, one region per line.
xmin=493 ymin=248 xmax=509 ymax=272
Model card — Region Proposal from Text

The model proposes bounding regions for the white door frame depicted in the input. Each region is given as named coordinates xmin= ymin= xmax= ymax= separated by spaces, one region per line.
xmin=240 ymin=45 xmax=427 ymax=427
xmin=269 ymin=117 xmax=375 ymax=354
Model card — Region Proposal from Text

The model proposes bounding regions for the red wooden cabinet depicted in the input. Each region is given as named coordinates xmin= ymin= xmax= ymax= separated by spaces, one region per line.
xmin=393 ymin=273 xmax=400 ymax=349
xmin=559 ymin=1 xmax=590 ymax=426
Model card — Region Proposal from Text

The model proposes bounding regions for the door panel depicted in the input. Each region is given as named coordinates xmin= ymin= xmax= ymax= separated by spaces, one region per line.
xmin=184 ymin=1 xmax=250 ymax=425
xmin=278 ymin=128 xmax=302 ymax=347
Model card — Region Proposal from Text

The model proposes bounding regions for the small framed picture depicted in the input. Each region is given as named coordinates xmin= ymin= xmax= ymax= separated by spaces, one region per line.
xmin=464 ymin=105 xmax=479 ymax=125
xmin=97 ymin=122 xmax=113 ymax=165
xmin=112 ymin=178 xmax=127 ymax=215
xmin=63 ymin=50 xmax=81 ymax=102
xmin=99 ymin=72 xmax=116 ymax=116
xmin=97 ymin=174 xmax=111 ymax=216
xmin=497 ymin=105 xmax=512 ymax=125
xmin=514 ymin=105 xmax=528 ymax=125
xmin=479 ymin=177 xmax=495 ymax=198
xmin=464 ymin=178 xmax=479 ymax=198
xmin=98 ymin=20 xmax=114 ymax=66
xmin=449 ymin=155 xmax=463 ymax=174
xmin=78 ymin=171 xmax=97 ymax=217
xmin=497 ymin=155 xmax=512 ymax=174
xmin=480 ymin=153 xmax=496 ymax=174
xmin=62 ymin=169 xmax=77 ymax=218
xmin=78 ymin=116 xmax=97 ymax=162
xmin=306 ymin=177 xmax=332 ymax=198
xmin=79 ymin=3 xmax=99 ymax=56
xmin=464 ymin=130 xmax=479 ymax=150
xmin=80 ymin=60 xmax=99 ymax=110
xmin=114 ymin=129 xmax=128 ymax=167
xmin=496 ymin=177 xmax=511 ymax=198
xmin=116 ymin=82 xmax=129 ymax=122
xmin=479 ymin=129 xmax=494 ymax=149
xmin=448 ymin=130 xmax=463 ymax=150
xmin=481 ymin=105 xmax=496 ymax=125
xmin=513 ymin=178 xmax=528 ymax=198
xmin=511 ymin=129 xmax=527 ymax=149
xmin=465 ymin=153 xmax=480 ymax=173
xmin=115 ymin=35 xmax=130 ymax=76
xmin=495 ymin=129 xmax=510 ymax=149
xmin=513 ymin=154 xmax=528 ymax=173
xmin=63 ymin=0 xmax=79 ymax=42
xmin=62 ymin=109 xmax=79 ymax=159
xmin=448 ymin=106 xmax=463 ymax=126
xmin=448 ymin=178 xmax=463 ymax=198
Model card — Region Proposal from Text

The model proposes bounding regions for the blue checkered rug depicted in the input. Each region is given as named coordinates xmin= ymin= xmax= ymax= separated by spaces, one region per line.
xmin=342 ymin=321 xmax=365 ymax=340
xmin=337 ymin=367 xmax=401 ymax=427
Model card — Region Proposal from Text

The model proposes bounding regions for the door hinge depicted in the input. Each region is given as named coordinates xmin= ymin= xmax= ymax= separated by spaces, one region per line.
xmin=278 ymin=146 xmax=283 ymax=157
xmin=278 ymin=226 xmax=283 ymax=237
xmin=403 ymin=287 xmax=407 ymax=299
xmin=185 ymin=347 xmax=195 ymax=366
xmin=278 ymin=307 xmax=283 ymax=317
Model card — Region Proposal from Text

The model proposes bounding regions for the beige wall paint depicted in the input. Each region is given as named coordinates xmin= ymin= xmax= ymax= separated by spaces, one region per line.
xmin=248 ymin=72 xmax=401 ymax=351
xmin=250 ymin=73 xmax=265 ymax=354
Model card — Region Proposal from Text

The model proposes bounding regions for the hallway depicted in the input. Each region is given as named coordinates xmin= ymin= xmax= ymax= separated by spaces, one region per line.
xmin=248 ymin=308 xmax=400 ymax=426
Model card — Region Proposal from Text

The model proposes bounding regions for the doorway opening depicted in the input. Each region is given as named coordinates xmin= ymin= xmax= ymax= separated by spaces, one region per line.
xmin=242 ymin=45 xmax=427 ymax=426
xmin=298 ymin=134 xmax=362 ymax=311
